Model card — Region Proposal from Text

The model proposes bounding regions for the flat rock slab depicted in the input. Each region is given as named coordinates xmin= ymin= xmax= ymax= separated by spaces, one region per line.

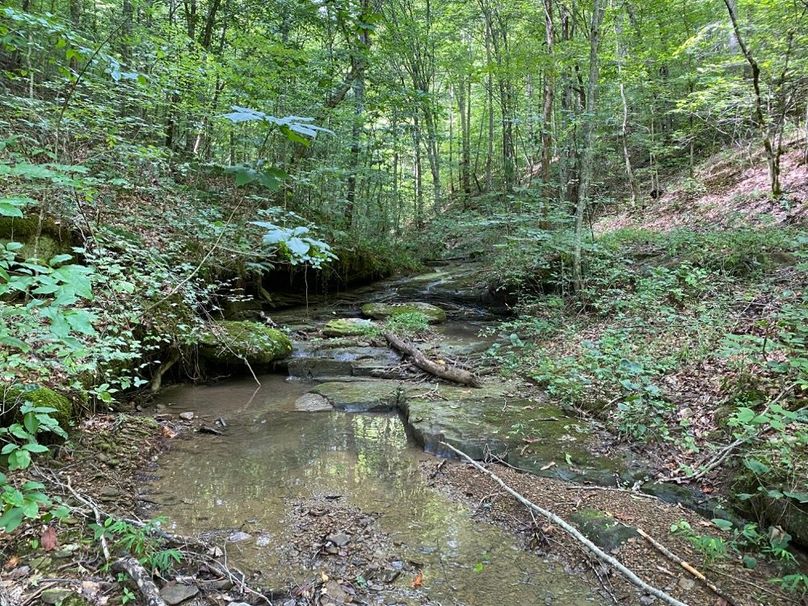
xmin=361 ymin=301 xmax=447 ymax=323
xmin=312 ymin=381 xmax=402 ymax=412
xmin=295 ymin=393 xmax=333 ymax=412
xmin=288 ymin=345 xmax=400 ymax=379
xmin=160 ymin=582 xmax=199 ymax=605
xmin=401 ymin=384 xmax=638 ymax=483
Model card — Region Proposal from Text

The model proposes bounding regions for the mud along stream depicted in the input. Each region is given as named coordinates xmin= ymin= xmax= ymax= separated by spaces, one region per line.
xmin=142 ymin=264 xmax=634 ymax=605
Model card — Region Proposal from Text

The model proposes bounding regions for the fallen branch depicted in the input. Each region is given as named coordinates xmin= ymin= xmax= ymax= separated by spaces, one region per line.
xmin=636 ymin=528 xmax=739 ymax=606
xmin=441 ymin=441 xmax=691 ymax=606
xmin=112 ymin=557 xmax=166 ymax=606
xmin=383 ymin=331 xmax=481 ymax=387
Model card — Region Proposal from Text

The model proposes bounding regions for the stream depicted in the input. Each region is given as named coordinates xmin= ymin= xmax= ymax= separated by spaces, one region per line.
xmin=144 ymin=265 xmax=612 ymax=605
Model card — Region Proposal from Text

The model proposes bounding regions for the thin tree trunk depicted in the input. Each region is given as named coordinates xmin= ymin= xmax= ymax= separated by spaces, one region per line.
xmin=540 ymin=0 xmax=555 ymax=187
xmin=723 ymin=0 xmax=781 ymax=197
xmin=615 ymin=3 xmax=640 ymax=206
xmin=573 ymin=0 xmax=606 ymax=294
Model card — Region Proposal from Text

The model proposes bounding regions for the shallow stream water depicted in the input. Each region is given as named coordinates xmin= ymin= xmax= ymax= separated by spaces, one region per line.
xmin=148 ymin=373 xmax=605 ymax=605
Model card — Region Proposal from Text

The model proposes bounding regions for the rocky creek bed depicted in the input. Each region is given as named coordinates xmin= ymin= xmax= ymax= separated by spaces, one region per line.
xmin=1 ymin=264 xmax=800 ymax=606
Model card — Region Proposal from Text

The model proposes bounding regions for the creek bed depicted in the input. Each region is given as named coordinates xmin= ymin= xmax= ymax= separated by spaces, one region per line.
xmin=146 ymin=374 xmax=606 ymax=605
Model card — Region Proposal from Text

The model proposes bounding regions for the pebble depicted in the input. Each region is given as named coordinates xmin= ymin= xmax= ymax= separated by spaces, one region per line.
xmin=228 ymin=530 xmax=252 ymax=542
xmin=677 ymin=576 xmax=696 ymax=591
xmin=328 ymin=532 xmax=351 ymax=547
xmin=179 ymin=411 xmax=195 ymax=421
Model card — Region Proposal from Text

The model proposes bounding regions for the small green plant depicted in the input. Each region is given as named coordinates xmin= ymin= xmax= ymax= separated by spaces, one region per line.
xmin=120 ymin=587 xmax=137 ymax=604
xmin=385 ymin=311 xmax=431 ymax=337
xmin=670 ymin=520 xmax=728 ymax=564
xmin=773 ymin=573 xmax=808 ymax=594
xmin=93 ymin=517 xmax=183 ymax=572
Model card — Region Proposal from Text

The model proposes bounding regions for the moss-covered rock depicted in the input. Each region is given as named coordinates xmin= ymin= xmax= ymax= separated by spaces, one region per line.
xmin=322 ymin=318 xmax=378 ymax=337
xmin=2 ymin=386 xmax=74 ymax=430
xmin=361 ymin=302 xmax=447 ymax=323
xmin=570 ymin=508 xmax=639 ymax=551
xmin=198 ymin=321 xmax=292 ymax=366
xmin=0 ymin=216 xmax=68 ymax=261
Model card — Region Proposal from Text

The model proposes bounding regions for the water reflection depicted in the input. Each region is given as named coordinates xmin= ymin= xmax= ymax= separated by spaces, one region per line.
xmin=149 ymin=376 xmax=604 ymax=605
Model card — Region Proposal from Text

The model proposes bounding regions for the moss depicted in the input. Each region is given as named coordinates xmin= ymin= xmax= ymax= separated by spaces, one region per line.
xmin=570 ymin=508 xmax=639 ymax=551
xmin=198 ymin=320 xmax=293 ymax=366
xmin=0 ymin=216 xmax=68 ymax=261
xmin=322 ymin=318 xmax=378 ymax=337
xmin=361 ymin=302 xmax=447 ymax=323
xmin=2 ymin=386 xmax=74 ymax=431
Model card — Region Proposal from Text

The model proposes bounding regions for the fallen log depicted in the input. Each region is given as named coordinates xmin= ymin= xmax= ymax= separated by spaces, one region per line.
xmin=383 ymin=331 xmax=481 ymax=387
xmin=441 ymin=441 xmax=691 ymax=606
xmin=112 ymin=557 xmax=166 ymax=606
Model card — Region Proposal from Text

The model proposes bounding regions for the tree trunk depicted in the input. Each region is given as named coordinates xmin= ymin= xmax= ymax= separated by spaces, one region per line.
xmin=573 ymin=0 xmax=606 ymax=294
xmin=723 ymin=0 xmax=781 ymax=197
xmin=540 ymin=0 xmax=555 ymax=187
xmin=615 ymin=4 xmax=640 ymax=206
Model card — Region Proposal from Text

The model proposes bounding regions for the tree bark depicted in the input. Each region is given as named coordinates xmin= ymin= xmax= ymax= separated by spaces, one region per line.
xmin=540 ymin=0 xmax=555 ymax=188
xmin=615 ymin=3 xmax=640 ymax=206
xmin=573 ymin=0 xmax=606 ymax=293
xmin=722 ymin=0 xmax=781 ymax=197
xmin=384 ymin=332 xmax=481 ymax=387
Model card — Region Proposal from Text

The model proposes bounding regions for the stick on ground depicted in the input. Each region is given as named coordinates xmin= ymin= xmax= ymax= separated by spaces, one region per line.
xmin=636 ymin=528 xmax=739 ymax=606
xmin=441 ymin=441 xmax=691 ymax=606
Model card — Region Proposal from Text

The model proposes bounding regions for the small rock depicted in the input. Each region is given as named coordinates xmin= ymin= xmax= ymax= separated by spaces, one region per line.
xmin=179 ymin=411 xmax=195 ymax=421
xmin=327 ymin=532 xmax=351 ymax=547
xmin=677 ymin=577 xmax=696 ymax=591
xmin=322 ymin=580 xmax=350 ymax=603
xmin=228 ymin=530 xmax=252 ymax=542
xmin=8 ymin=565 xmax=30 ymax=580
xmin=98 ymin=486 xmax=121 ymax=499
xmin=159 ymin=582 xmax=199 ymax=605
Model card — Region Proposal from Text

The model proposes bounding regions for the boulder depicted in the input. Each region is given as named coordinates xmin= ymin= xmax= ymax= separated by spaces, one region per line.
xmin=1 ymin=386 xmax=74 ymax=431
xmin=360 ymin=302 xmax=447 ymax=323
xmin=322 ymin=318 xmax=377 ymax=337
xmin=197 ymin=321 xmax=292 ymax=367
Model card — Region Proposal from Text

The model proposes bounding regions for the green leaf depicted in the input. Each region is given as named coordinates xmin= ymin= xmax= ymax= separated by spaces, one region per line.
xmin=0 ymin=196 xmax=35 ymax=217
xmin=8 ymin=448 xmax=31 ymax=470
xmin=48 ymin=254 xmax=73 ymax=266
xmin=23 ymin=413 xmax=40 ymax=435
xmin=0 ymin=506 xmax=25 ymax=532
xmin=23 ymin=442 xmax=49 ymax=453
xmin=783 ymin=491 xmax=808 ymax=504
xmin=711 ymin=518 xmax=733 ymax=531
xmin=743 ymin=458 xmax=770 ymax=475
xmin=742 ymin=555 xmax=757 ymax=569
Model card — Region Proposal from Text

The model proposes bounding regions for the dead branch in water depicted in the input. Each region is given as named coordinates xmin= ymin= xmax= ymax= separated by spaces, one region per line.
xmin=383 ymin=331 xmax=481 ymax=387
xmin=441 ymin=441 xmax=692 ymax=606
